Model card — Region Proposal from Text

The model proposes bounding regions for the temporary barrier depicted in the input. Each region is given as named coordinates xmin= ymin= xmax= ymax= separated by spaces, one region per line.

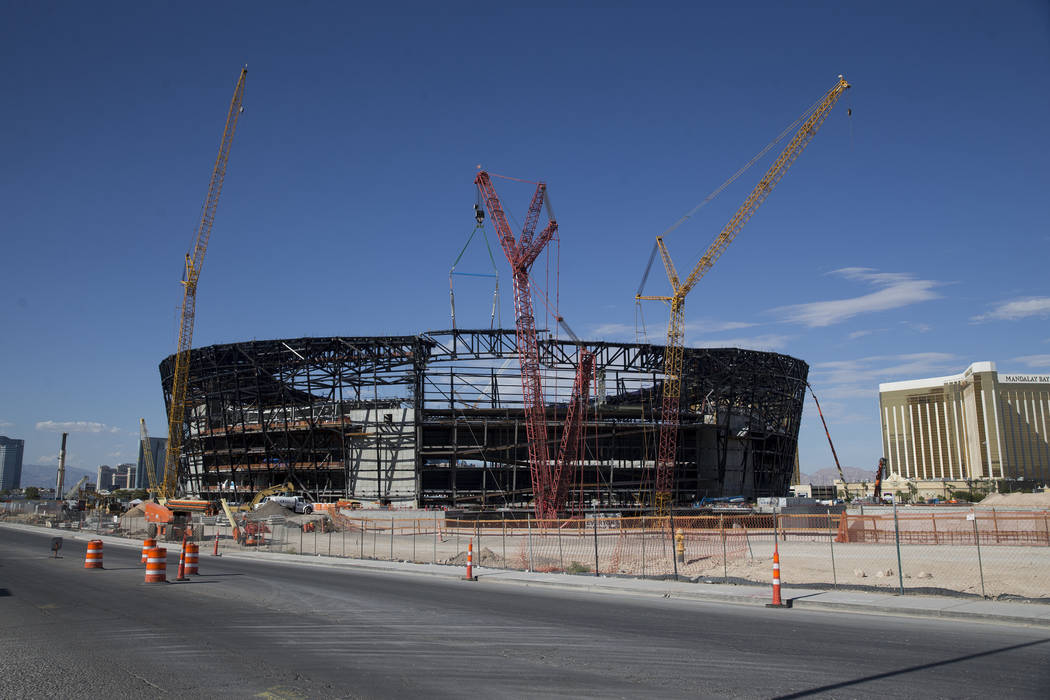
xmin=84 ymin=540 xmax=103 ymax=569
xmin=141 ymin=537 xmax=157 ymax=565
xmin=213 ymin=531 xmax=220 ymax=556
xmin=766 ymin=543 xmax=790 ymax=608
xmin=185 ymin=542 xmax=199 ymax=575
xmin=464 ymin=537 xmax=476 ymax=581
xmin=144 ymin=547 xmax=167 ymax=583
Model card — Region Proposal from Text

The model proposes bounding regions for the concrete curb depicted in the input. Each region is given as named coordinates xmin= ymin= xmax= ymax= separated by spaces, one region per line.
xmin=5 ymin=522 xmax=1049 ymax=628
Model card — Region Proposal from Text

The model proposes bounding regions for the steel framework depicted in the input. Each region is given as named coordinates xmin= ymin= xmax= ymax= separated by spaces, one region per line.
xmin=160 ymin=330 xmax=807 ymax=508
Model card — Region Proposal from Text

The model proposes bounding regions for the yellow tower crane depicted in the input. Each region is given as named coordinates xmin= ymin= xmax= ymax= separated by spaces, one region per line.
xmin=636 ymin=75 xmax=850 ymax=514
xmin=161 ymin=67 xmax=247 ymax=500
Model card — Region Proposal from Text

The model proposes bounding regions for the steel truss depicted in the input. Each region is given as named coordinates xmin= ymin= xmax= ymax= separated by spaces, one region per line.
xmin=161 ymin=330 xmax=807 ymax=508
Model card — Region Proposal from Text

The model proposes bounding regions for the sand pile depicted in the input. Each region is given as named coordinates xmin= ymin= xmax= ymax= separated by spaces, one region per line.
xmin=979 ymin=492 xmax=1050 ymax=507
xmin=123 ymin=504 xmax=146 ymax=517
xmin=247 ymin=500 xmax=293 ymax=519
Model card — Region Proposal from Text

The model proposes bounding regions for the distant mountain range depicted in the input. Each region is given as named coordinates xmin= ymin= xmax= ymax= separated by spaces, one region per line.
xmin=18 ymin=463 xmax=97 ymax=490
xmin=799 ymin=466 xmax=879 ymax=485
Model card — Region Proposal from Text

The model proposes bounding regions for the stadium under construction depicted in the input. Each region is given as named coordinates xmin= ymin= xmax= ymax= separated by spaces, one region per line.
xmin=160 ymin=329 xmax=807 ymax=511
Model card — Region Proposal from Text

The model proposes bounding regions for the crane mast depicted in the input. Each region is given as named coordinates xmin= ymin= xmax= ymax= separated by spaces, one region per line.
xmin=162 ymin=67 xmax=247 ymax=500
xmin=475 ymin=171 xmax=560 ymax=518
xmin=637 ymin=76 xmax=850 ymax=514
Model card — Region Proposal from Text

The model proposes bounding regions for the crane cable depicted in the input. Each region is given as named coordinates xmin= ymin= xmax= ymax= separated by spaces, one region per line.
xmin=634 ymin=89 xmax=831 ymax=302
xmin=449 ymin=204 xmax=501 ymax=330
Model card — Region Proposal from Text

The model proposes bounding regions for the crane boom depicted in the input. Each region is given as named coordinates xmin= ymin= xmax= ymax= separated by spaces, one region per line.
xmin=637 ymin=76 xmax=850 ymax=513
xmin=139 ymin=418 xmax=160 ymax=496
xmin=475 ymin=171 xmax=559 ymax=518
xmin=162 ymin=67 xmax=247 ymax=500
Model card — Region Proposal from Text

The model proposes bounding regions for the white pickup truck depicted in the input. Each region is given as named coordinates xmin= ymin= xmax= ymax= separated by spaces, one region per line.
xmin=257 ymin=495 xmax=314 ymax=514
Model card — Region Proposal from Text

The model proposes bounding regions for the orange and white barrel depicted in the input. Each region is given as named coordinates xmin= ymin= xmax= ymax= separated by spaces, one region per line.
xmin=141 ymin=537 xmax=157 ymax=565
xmin=144 ymin=547 xmax=167 ymax=583
xmin=185 ymin=542 xmax=199 ymax=575
xmin=84 ymin=540 xmax=103 ymax=569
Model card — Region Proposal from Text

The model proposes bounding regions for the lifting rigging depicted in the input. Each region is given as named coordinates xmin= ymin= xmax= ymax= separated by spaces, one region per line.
xmin=161 ymin=67 xmax=247 ymax=500
xmin=636 ymin=75 xmax=851 ymax=514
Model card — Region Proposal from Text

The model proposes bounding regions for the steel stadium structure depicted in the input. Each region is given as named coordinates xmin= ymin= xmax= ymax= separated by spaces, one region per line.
xmin=160 ymin=330 xmax=808 ymax=509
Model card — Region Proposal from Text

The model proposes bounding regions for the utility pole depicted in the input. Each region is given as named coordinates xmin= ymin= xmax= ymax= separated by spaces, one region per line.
xmin=55 ymin=433 xmax=68 ymax=501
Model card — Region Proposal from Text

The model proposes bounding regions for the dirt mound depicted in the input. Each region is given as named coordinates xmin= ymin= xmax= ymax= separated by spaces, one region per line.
xmin=979 ymin=492 xmax=1050 ymax=507
xmin=123 ymin=504 xmax=145 ymax=517
xmin=246 ymin=500 xmax=293 ymax=519
xmin=445 ymin=547 xmax=506 ymax=568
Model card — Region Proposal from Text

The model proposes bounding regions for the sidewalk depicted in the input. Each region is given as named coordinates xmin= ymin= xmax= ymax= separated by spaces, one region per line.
xmin=7 ymin=522 xmax=1049 ymax=629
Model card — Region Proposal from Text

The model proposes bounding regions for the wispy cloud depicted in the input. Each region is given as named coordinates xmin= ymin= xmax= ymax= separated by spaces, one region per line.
xmin=591 ymin=319 xmax=757 ymax=343
xmin=36 ymin=420 xmax=121 ymax=434
xmin=972 ymin=297 xmax=1050 ymax=323
xmin=590 ymin=322 xmax=635 ymax=339
xmin=0 ymin=420 xmax=12 ymax=429
xmin=1011 ymin=354 xmax=1050 ymax=369
xmin=809 ymin=352 xmax=959 ymax=398
xmin=847 ymin=329 xmax=876 ymax=340
xmin=771 ymin=268 xmax=941 ymax=327
xmin=689 ymin=334 xmax=792 ymax=352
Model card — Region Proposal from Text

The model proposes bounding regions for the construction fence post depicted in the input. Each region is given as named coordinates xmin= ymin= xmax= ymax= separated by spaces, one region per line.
xmin=433 ymin=512 xmax=438 ymax=564
xmin=641 ymin=515 xmax=646 ymax=579
xmin=501 ymin=512 xmax=506 ymax=568
xmin=390 ymin=520 xmax=394 ymax=561
xmin=972 ymin=509 xmax=986 ymax=598
xmin=527 ymin=513 xmax=533 ymax=572
xmin=669 ymin=511 xmax=679 ymax=582
xmin=592 ymin=509 xmax=599 ymax=577
xmin=721 ymin=515 xmax=728 ymax=583
xmin=892 ymin=499 xmax=904 ymax=595
xmin=827 ymin=509 xmax=837 ymax=588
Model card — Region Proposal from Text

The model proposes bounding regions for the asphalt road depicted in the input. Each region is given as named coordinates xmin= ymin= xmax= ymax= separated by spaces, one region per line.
xmin=1 ymin=528 xmax=1048 ymax=699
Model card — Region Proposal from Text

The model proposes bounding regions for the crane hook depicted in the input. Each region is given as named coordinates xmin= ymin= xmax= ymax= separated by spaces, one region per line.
xmin=474 ymin=204 xmax=484 ymax=226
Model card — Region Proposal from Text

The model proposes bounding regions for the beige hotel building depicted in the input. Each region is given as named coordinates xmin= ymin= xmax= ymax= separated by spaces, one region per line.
xmin=879 ymin=362 xmax=1050 ymax=483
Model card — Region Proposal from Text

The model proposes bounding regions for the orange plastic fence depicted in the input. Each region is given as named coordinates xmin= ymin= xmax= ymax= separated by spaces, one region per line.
xmin=836 ymin=510 xmax=1050 ymax=545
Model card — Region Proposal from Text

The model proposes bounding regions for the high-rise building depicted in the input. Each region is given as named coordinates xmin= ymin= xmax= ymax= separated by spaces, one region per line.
xmin=136 ymin=437 xmax=166 ymax=491
xmin=97 ymin=465 xmax=115 ymax=492
xmin=0 ymin=436 xmax=25 ymax=491
xmin=879 ymin=362 xmax=1050 ymax=482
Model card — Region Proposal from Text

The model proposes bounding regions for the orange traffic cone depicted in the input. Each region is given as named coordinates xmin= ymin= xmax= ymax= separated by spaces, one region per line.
xmin=766 ymin=542 xmax=791 ymax=608
xmin=463 ymin=537 xmax=477 ymax=581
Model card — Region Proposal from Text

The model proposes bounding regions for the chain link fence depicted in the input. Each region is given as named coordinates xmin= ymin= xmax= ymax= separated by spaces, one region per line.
xmin=4 ymin=501 xmax=1048 ymax=601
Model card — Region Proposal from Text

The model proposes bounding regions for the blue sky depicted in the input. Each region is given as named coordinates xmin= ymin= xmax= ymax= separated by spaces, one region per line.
xmin=2 ymin=1 xmax=1047 ymax=481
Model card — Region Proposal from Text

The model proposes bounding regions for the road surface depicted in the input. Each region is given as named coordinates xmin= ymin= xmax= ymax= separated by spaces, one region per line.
xmin=1 ymin=528 xmax=1047 ymax=698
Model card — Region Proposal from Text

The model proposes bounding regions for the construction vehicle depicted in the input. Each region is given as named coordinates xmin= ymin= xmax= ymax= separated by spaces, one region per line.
xmin=218 ymin=482 xmax=295 ymax=543
xmin=62 ymin=476 xmax=89 ymax=511
xmin=636 ymin=76 xmax=850 ymax=513
xmin=257 ymin=494 xmax=313 ymax=514
xmin=161 ymin=67 xmax=247 ymax=503
xmin=873 ymin=457 xmax=887 ymax=501
xmin=144 ymin=499 xmax=213 ymax=541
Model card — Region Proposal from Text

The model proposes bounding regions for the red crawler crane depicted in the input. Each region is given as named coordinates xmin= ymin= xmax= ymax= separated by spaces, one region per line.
xmin=475 ymin=171 xmax=559 ymax=518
